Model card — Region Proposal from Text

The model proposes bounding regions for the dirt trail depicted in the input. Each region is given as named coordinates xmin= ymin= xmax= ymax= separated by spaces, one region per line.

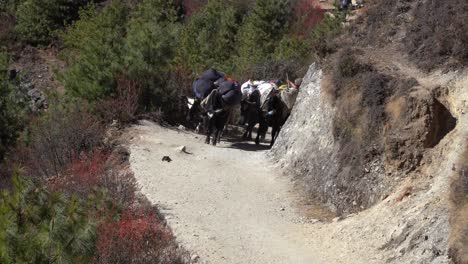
xmin=127 ymin=121 xmax=368 ymax=264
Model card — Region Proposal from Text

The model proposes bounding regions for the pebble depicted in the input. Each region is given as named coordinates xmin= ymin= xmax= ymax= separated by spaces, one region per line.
xmin=309 ymin=219 xmax=320 ymax=224
xmin=191 ymin=254 xmax=200 ymax=263
xmin=332 ymin=217 xmax=341 ymax=223
xmin=178 ymin=146 xmax=187 ymax=153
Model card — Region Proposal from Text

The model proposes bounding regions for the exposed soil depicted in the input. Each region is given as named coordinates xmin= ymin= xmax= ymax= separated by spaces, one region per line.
xmin=126 ymin=122 xmax=369 ymax=264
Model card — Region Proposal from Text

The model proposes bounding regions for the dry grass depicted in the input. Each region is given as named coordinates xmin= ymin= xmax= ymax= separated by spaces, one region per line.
xmin=405 ymin=0 xmax=468 ymax=71
xmin=385 ymin=96 xmax=406 ymax=122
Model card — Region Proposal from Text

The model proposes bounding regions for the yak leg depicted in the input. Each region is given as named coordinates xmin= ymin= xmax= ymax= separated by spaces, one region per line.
xmin=212 ymin=130 xmax=219 ymax=146
xmin=270 ymin=124 xmax=283 ymax=147
xmin=217 ymin=129 xmax=222 ymax=143
xmin=255 ymin=132 xmax=261 ymax=146
xmin=247 ymin=126 xmax=253 ymax=140
xmin=255 ymin=123 xmax=265 ymax=145
xmin=242 ymin=129 xmax=249 ymax=139
xmin=270 ymin=126 xmax=278 ymax=147
xmin=205 ymin=116 xmax=215 ymax=145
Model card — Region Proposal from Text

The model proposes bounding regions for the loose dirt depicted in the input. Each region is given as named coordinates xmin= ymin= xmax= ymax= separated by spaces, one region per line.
xmin=127 ymin=121 xmax=371 ymax=264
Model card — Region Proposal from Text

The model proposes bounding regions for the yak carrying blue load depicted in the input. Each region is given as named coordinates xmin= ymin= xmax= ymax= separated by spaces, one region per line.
xmin=218 ymin=80 xmax=242 ymax=107
xmin=192 ymin=68 xmax=225 ymax=100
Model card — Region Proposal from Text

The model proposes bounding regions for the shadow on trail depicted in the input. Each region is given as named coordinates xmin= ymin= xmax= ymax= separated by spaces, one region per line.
xmin=220 ymin=135 xmax=271 ymax=152
xmin=228 ymin=142 xmax=271 ymax=152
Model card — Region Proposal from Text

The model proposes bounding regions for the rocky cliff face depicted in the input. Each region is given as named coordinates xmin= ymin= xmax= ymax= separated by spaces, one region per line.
xmin=270 ymin=57 xmax=468 ymax=264
xmin=270 ymin=0 xmax=467 ymax=218
xmin=272 ymin=0 xmax=468 ymax=261
xmin=272 ymin=60 xmax=462 ymax=211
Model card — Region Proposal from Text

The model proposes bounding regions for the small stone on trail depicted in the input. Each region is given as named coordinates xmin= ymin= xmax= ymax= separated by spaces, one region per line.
xmin=162 ymin=156 xmax=172 ymax=162
xmin=191 ymin=254 xmax=200 ymax=263
xmin=332 ymin=217 xmax=343 ymax=223
xmin=280 ymin=207 xmax=285 ymax=211
xmin=178 ymin=125 xmax=186 ymax=130
xmin=309 ymin=219 xmax=320 ymax=224
xmin=178 ymin=146 xmax=187 ymax=153
xmin=347 ymin=213 xmax=357 ymax=218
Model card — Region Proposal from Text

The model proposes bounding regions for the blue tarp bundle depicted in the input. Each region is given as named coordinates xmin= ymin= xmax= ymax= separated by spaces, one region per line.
xmin=193 ymin=68 xmax=225 ymax=100
xmin=219 ymin=80 xmax=242 ymax=106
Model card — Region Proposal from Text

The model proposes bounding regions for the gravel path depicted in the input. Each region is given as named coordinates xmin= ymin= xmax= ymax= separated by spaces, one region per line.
xmin=128 ymin=121 xmax=336 ymax=264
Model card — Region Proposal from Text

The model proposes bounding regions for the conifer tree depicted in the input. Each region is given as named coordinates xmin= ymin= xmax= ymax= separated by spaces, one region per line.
xmin=0 ymin=174 xmax=99 ymax=263
xmin=178 ymin=0 xmax=240 ymax=74
xmin=0 ymin=52 xmax=21 ymax=162
xmin=235 ymin=0 xmax=292 ymax=72
xmin=15 ymin=0 xmax=92 ymax=44
xmin=60 ymin=1 xmax=129 ymax=102
xmin=124 ymin=0 xmax=181 ymax=110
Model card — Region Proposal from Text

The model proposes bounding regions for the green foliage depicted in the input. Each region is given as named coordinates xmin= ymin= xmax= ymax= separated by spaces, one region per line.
xmin=0 ymin=0 xmax=24 ymax=13
xmin=15 ymin=0 xmax=92 ymax=44
xmin=124 ymin=0 xmax=181 ymax=111
xmin=274 ymin=35 xmax=310 ymax=62
xmin=179 ymin=0 xmax=240 ymax=74
xmin=0 ymin=174 xmax=99 ymax=263
xmin=56 ymin=0 xmax=336 ymax=120
xmin=0 ymin=52 xmax=23 ymax=162
xmin=308 ymin=12 xmax=343 ymax=58
xmin=60 ymin=1 xmax=128 ymax=102
xmin=235 ymin=0 xmax=292 ymax=72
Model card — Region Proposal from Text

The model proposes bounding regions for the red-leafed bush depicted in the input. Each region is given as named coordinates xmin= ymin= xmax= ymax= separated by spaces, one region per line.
xmin=178 ymin=0 xmax=207 ymax=18
xmin=14 ymin=103 xmax=105 ymax=179
xmin=96 ymin=208 xmax=189 ymax=264
xmin=49 ymin=151 xmax=107 ymax=195
xmin=291 ymin=0 xmax=325 ymax=38
xmin=49 ymin=149 xmax=138 ymax=208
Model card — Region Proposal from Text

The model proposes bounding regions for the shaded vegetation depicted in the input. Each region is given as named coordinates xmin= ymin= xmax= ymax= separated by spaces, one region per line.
xmin=15 ymin=0 xmax=96 ymax=44
xmin=0 ymin=174 xmax=99 ymax=263
xmin=0 ymin=52 xmax=24 ymax=162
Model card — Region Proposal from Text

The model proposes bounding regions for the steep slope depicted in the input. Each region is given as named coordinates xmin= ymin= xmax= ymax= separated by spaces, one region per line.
xmin=270 ymin=0 xmax=468 ymax=262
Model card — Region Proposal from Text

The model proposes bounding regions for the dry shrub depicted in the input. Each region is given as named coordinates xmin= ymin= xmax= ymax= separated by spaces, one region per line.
xmin=0 ymin=12 xmax=15 ymax=44
xmin=179 ymin=0 xmax=207 ymax=18
xmin=97 ymin=73 xmax=141 ymax=126
xmin=96 ymin=208 xmax=189 ymax=264
xmin=291 ymin=0 xmax=325 ymax=38
xmin=330 ymin=48 xmax=372 ymax=99
xmin=162 ymin=65 xmax=194 ymax=125
xmin=352 ymin=0 xmax=468 ymax=71
xmin=405 ymin=0 xmax=468 ymax=71
xmin=49 ymin=149 xmax=138 ymax=208
xmin=448 ymin=149 xmax=468 ymax=264
xmin=385 ymin=96 xmax=406 ymax=121
xmin=323 ymin=47 xmax=423 ymax=213
xmin=12 ymin=103 xmax=105 ymax=178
